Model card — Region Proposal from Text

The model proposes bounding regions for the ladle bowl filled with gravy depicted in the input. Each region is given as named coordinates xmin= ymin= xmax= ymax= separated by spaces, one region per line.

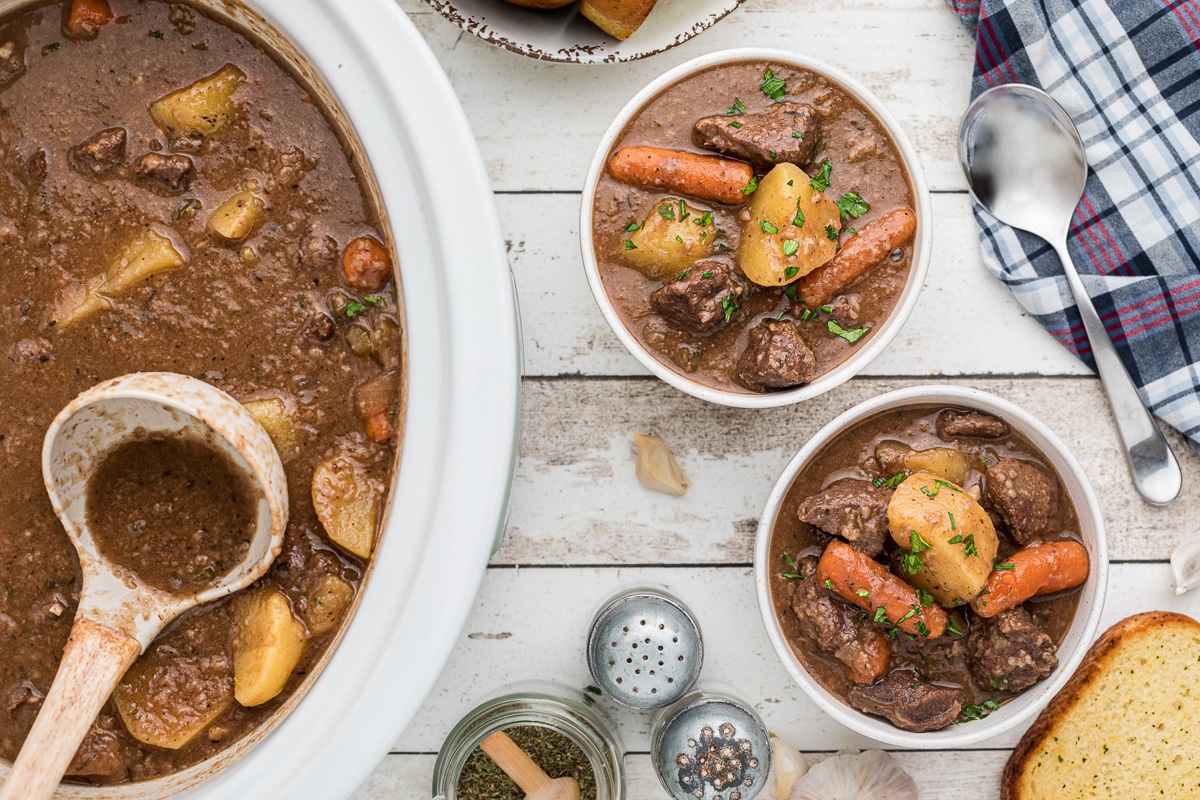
xmin=581 ymin=49 xmax=933 ymax=408
xmin=754 ymin=386 xmax=1108 ymax=747
xmin=0 ymin=0 xmax=520 ymax=796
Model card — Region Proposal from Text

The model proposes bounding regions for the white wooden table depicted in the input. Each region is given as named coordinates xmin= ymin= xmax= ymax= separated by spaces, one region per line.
xmin=354 ymin=1 xmax=1200 ymax=796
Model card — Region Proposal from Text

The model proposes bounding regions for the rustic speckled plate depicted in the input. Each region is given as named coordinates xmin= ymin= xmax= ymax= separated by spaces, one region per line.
xmin=424 ymin=0 xmax=745 ymax=63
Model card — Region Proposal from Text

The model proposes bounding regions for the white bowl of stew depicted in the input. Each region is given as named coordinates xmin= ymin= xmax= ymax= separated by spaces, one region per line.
xmin=581 ymin=48 xmax=932 ymax=408
xmin=0 ymin=0 xmax=518 ymax=797
xmin=754 ymin=386 xmax=1108 ymax=747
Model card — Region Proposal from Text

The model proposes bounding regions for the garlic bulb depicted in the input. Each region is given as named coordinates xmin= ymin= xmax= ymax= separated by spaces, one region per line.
xmin=632 ymin=433 xmax=690 ymax=496
xmin=790 ymin=750 xmax=917 ymax=800
xmin=760 ymin=732 xmax=807 ymax=799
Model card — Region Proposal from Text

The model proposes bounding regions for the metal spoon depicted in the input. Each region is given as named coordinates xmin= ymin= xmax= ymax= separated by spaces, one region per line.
xmin=0 ymin=372 xmax=288 ymax=800
xmin=958 ymin=84 xmax=1182 ymax=506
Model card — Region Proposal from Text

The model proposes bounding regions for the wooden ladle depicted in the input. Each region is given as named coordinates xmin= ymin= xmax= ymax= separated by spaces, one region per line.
xmin=479 ymin=731 xmax=582 ymax=800
xmin=0 ymin=372 xmax=289 ymax=800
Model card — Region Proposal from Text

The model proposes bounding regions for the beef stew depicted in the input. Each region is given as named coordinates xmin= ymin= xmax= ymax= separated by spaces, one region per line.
xmin=591 ymin=60 xmax=917 ymax=394
xmin=768 ymin=405 xmax=1089 ymax=732
xmin=0 ymin=0 xmax=401 ymax=783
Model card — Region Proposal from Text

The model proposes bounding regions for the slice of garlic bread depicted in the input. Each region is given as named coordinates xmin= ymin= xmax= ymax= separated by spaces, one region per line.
xmin=1003 ymin=611 xmax=1200 ymax=800
xmin=579 ymin=0 xmax=657 ymax=40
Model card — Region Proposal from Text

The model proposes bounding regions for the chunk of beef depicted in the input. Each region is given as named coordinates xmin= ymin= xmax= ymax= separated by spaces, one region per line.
xmin=984 ymin=457 xmax=1060 ymax=544
xmin=70 ymin=127 xmax=127 ymax=176
xmin=694 ymin=102 xmax=820 ymax=169
xmin=938 ymin=409 xmax=1009 ymax=440
xmin=736 ymin=319 xmax=815 ymax=389
xmin=827 ymin=294 xmax=861 ymax=328
xmin=298 ymin=230 xmax=338 ymax=270
xmin=649 ymin=263 xmax=742 ymax=334
xmin=66 ymin=718 xmax=123 ymax=779
xmin=847 ymin=669 xmax=967 ymax=733
xmin=132 ymin=152 xmax=195 ymax=193
xmin=797 ymin=478 xmax=892 ymax=557
xmin=306 ymin=312 xmax=336 ymax=342
xmin=789 ymin=556 xmax=891 ymax=684
xmin=966 ymin=606 xmax=1057 ymax=693
xmin=0 ymin=39 xmax=24 ymax=87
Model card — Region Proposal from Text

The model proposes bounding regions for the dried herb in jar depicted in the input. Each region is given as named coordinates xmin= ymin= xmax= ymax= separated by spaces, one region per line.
xmin=456 ymin=725 xmax=598 ymax=800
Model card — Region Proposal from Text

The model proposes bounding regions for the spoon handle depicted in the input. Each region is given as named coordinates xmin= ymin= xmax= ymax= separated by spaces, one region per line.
xmin=1054 ymin=240 xmax=1182 ymax=506
xmin=0 ymin=618 xmax=141 ymax=800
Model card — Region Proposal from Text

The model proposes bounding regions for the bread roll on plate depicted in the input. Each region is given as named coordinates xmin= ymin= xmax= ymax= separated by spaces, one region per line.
xmin=580 ymin=0 xmax=658 ymax=40
xmin=501 ymin=0 xmax=575 ymax=9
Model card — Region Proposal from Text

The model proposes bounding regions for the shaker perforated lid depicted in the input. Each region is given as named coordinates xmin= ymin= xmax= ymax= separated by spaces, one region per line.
xmin=651 ymin=693 xmax=771 ymax=800
xmin=585 ymin=587 xmax=703 ymax=710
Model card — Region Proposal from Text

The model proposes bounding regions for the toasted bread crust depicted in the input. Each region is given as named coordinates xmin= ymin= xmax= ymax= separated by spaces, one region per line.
xmin=1002 ymin=611 xmax=1200 ymax=800
xmin=579 ymin=0 xmax=657 ymax=40
xmin=501 ymin=0 xmax=576 ymax=9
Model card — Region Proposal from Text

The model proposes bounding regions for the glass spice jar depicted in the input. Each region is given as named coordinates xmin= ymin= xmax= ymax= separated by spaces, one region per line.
xmin=432 ymin=681 xmax=626 ymax=800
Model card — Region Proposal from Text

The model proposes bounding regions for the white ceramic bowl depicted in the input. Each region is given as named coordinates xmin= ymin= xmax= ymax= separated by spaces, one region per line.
xmin=580 ymin=48 xmax=933 ymax=409
xmin=753 ymin=386 xmax=1108 ymax=747
xmin=424 ymin=0 xmax=744 ymax=63
xmin=0 ymin=0 xmax=520 ymax=797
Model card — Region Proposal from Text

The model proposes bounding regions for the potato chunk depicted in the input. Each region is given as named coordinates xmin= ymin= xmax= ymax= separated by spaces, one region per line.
xmin=52 ymin=229 xmax=184 ymax=327
xmin=242 ymin=396 xmax=301 ymax=462
xmin=738 ymin=163 xmax=840 ymax=287
xmin=902 ymin=447 xmax=974 ymax=486
xmin=887 ymin=471 xmax=999 ymax=607
xmin=621 ymin=197 xmax=715 ymax=277
xmin=312 ymin=455 xmax=380 ymax=558
xmin=304 ymin=575 xmax=355 ymax=637
xmin=232 ymin=586 xmax=307 ymax=707
xmin=209 ymin=191 xmax=264 ymax=240
xmin=150 ymin=64 xmax=246 ymax=136
xmin=113 ymin=647 xmax=233 ymax=749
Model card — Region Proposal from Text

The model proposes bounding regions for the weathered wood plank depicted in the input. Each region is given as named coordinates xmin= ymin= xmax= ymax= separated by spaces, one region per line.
xmin=503 ymin=192 xmax=1085 ymax=379
xmin=501 ymin=376 xmax=1199 ymax=566
xmin=355 ymin=749 xmax=1012 ymax=800
xmin=397 ymin=0 xmax=976 ymax=193
xmin=386 ymin=563 xmax=1199 ymax=756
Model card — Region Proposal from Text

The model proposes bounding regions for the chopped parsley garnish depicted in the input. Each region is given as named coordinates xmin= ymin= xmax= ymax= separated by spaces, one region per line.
xmin=895 ymin=606 xmax=920 ymax=626
xmin=800 ymin=308 xmax=819 ymax=321
xmin=825 ymin=224 xmax=839 ymax=241
xmin=873 ymin=472 xmax=906 ymax=488
xmin=921 ymin=484 xmax=939 ymax=498
xmin=792 ymin=131 xmax=804 ymax=139
xmin=915 ymin=621 xmax=931 ymax=637
xmin=828 ymin=320 xmax=870 ymax=343
xmin=873 ymin=606 xmax=889 ymax=623
xmin=675 ymin=235 xmax=684 ymax=243
xmin=784 ymin=265 xmax=799 ymax=279
xmin=702 ymin=271 xmax=713 ymax=278
xmin=729 ymin=121 xmax=743 ymax=129
xmin=963 ymin=534 xmax=979 ymax=558
xmin=363 ymin=295 xmax=386 ymax=308
xmin=909 ymin=530 xmax=932 ymax=554
xmin=820 ymin=304 xmax=833 ymax=314
xmin=773 ymin=310 xmax=785 ymax=321
xmin=782 ymin=553 xmax=797 ymax=568
xmin=947 ymin=533 xmax=963 ymax=544
xmin=696 ymin=211 xmax=714 ymax=227
xmin=678 ymin=200 xmax=690 ymax=220
xmin=759 ymin=68 xmax=786 ymax=101
xmin=149 ymin=30 xmax=164 ymax=38
xmin=782 ymin=572 xmax=804 ymax=580
xmin=742 ymin=176 xmax=759 ymax=195
xmin=845 ymin=227 xmax=856 ymax=235
xmin=809 ymin=160 xmax=832 ymax=192
xmin=344 ymin=300 xmax=367 ymax=319
xmin=835 ymin=191 xmax=870 ymax=219
xmin=918 ymin=590 xmax=935 ymax=607
xmin=992 ymin=674 xmax=1010 ymax=691
xmin=900 ymin=551 xmax=924 ymax=575
xmin=947 ymin=617 xmax=966 ymax=637
xmin=759 ymin=219 xmax=779 ymax=234
xmin=956 ymin=700 xmax=1001 ymax=724
xmin=658 ymin=203 xmax=675 ymax=220
xmin=625 ymin=221 xmax=641 ymax=232
xmin=677 ymin=268 xmax=691 ymax=281
xmin=769 ymin=150 xmax=777 ymax=160
xmin=792 ymin=199 xmax=805 ymax=227
xmin=722 ymin=295 xmax=739 ymax=323
xmin=935 ymin=479 xmax=961 ymax=492
xmin=782 ymin=240 xmax=800 ymax=258
xmin=856 ymin=589 xmax=871 ymax=598
xmin=995 ymin=562 xmax=1016 ymax=571
xmin=624 ymin=239 xmax=637 ymax=250
xmin=824 ymin=579 xmax=833 ymax=590
xmin=727 ymin=97 xmax=745 ymax=116
xmin=784 ymin=284 xmax=800 ymax=300
xmin=948 ymin=512 xmax=957 ymax=531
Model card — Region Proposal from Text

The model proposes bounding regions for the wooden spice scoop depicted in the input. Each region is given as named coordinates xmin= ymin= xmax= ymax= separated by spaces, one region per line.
xmin=479 ymin=731 xmax=582 ymax=800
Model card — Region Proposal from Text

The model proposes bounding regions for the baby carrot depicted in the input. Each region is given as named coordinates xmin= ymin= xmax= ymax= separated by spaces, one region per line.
xmin=973 ymin=540 xmax=1090 ymax=618
xmin=817 ymin=540 xmax=948 ymax=639
xmin=795 ymin=208 xmax=917 ymax=306
xmin=608 ymin=146 xmax=755 ymax=205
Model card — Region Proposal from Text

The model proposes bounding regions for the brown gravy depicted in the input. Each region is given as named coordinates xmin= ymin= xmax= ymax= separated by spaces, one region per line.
xmin=87 ymin=435 xmax=255 ymax=593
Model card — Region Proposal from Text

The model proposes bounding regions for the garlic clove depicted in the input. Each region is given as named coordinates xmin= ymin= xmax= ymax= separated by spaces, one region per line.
xmin=790 ymin=750 xmax=916 ymax=800
xmin=1171 ymin=535 xmax=1200 ymax=595
xmin=761 ymin=732 xmax=807 ymax=799
xmin=632 ymin=433 xmax=690 ymax=497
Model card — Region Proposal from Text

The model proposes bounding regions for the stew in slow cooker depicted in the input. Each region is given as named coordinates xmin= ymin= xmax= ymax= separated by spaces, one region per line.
xmin=0 ymin=0 xmax=401 ymax=782
xmin=591 ymin=61 xmax=917 ymax=394
xmin=769 ymin=406 xmax=1089 ymax=732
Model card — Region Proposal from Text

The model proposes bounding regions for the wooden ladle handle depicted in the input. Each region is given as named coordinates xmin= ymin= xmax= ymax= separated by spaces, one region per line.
xmin=0 ymin=618 xmax=141 ymax=800
xmin=480 ymin=730 xmax=552 ymax=794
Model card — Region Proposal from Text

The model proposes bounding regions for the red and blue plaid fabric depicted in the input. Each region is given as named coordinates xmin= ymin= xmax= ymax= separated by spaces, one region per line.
xmin=946 ymin=0 xmax=1200 ymax=448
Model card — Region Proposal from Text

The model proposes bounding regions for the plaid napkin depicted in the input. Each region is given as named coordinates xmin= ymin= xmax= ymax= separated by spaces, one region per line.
xmin=946 ymin=0 xmax=1200 ymax=449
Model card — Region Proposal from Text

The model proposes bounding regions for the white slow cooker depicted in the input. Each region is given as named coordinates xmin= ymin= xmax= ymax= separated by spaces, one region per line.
xmin=0 ymin=0 xmax=521 ymax=797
